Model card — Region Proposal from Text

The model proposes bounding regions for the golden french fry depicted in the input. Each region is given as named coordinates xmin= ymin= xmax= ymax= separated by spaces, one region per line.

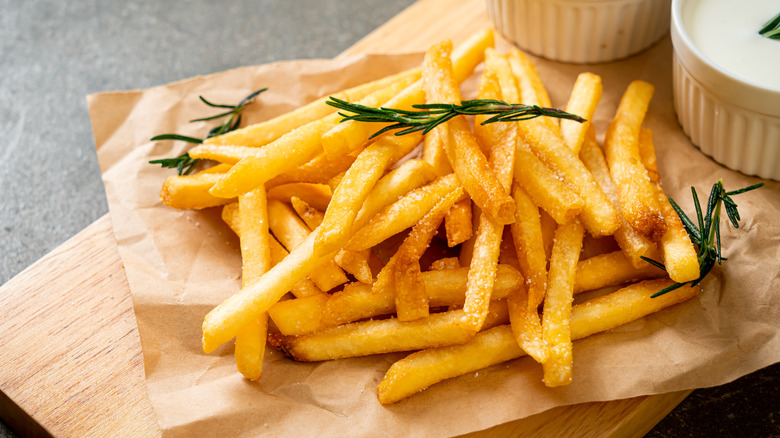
xmin=378 ymin=278 xmax=699 ymax=404
xmin=561 ymin=73 xmax=602 ymax=155
xmin=422 ymin=123 xmax=453 ymax=175
xmin=392 ymin=188 xmax=462 ymax=321
xmin=238 ymin=188 xmax=272 ymax=286
xmin=570 ymin=279 xmax=700 ymax=339
xmin=422 ymin=41 xmax=515 ymax=225
xmin=266 ymin=149 xmax=360 ymax=187
xmin=430 ymin=257 xmax=461 ymax=271
xmin=507 ymin=283 xmax=548 ymax=364
xmin=604 ymin=80 xmax=666 ymax=241
xmin=222 ymin=201 xmax=323 ymax=297
xmin=205 ymin=67 xmax=423 ymax=148
xmin=320 ymin=29 xmax=495 ymax=158
xmin=160 ymin=171 xmax=234 ymax=210
xmin=290 ymin=196 xmax=374 ymax=284
xmin=579 ymin=126 xmax=656 ymax=267
xmin=346 ymin=174 xmax=461 ymax=252
xmin=320 ymin=264 xmax=522 ymax=330
xmin=510 ymin=183 xmax=548 ymax=310
xmin=188 ymin=144 xmax=258 ymax=165
xmin=234 ymin=186 xmax=272 ymax=381
xmin=506 ymin=48 xmax=559 ymax=135
xmin=638 ymin=128 xmax=660 ymax=184
xmin=444 ymin=199 xmax=473 ymax=247
xmin=267 ymin=183 xmax=332 ymax=212
xmin=269 ymin=302 xmax=509 ymax=362
xmin=513 ymin=138 xmax=584 ymax=225
xmin=574 ymin=250 xmax=665 ymax=294
xmin=542 ymin=221 xmax=584 ymax=387
xmin=638 ymin=129 xmax=699 ymax=283
xmin=203 ymin=157 xmax=442 ymax=352
xmin=314 ymin=131 xmax=423 ymax=256
xmin=480 ymin=51 xmax=549 ymax=328
xmin=517 ymin=117 xmax=619 ymax=236
xmin=209 ymin=76 xmax=417 ymax=199
xmin=353 ymin=159 xmax=437 ymax=229
xmin=267 ymin=293 xmax=329 ymax=337
xmin=267 ymin=199 xmax=348 ymax=292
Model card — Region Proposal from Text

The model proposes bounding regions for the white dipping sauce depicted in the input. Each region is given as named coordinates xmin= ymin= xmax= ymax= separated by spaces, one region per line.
xmin=684 ymin=0 xmax=780 ymax=90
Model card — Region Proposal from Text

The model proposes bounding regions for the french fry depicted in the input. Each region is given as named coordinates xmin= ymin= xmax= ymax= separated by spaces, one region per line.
xmin=506 ymin=284 xmax=548 ymax=364
xmin=209 ymin=76 xmax=418 ymax=199
xmin=574 ymin=250 xmax=665 ymax=294
xmin=290 ymin=196 xmax=373 ymax=284
xmin=508 ymin=52 xmax=618 ymax=235
xmin=422 ymin=123 xmax=453 ymax=176
xmin=267 ymin=199 xmax=348 ymax=292
xmin=506 ymin=48 xmax=559 ymax=135
xmin=221 ymin=202 xmax=323 ymax=298
xmin=267 ymin=183 xmax=332 ymax=212
xmin=188 ymin=144 xmax=258 ymax=165
xmin=353 ymin=159 xmax=437 ymax=229
xmin=444 ymin=199 xmax=473 ymax=247
xmin=561 ymin=73 xmax=602 ymax=155
xmin=346 ymin=174 xmax=461 ymax=252
xmin=513 ymin=138 xmax=584 ymax=225
xmin=266 ymin=149 xmax=360 ymax=186
xmin=542 ymin=221 xmax=584 ymax=387
xmin=234 ymin=186 xmax=272 ymax=381
xmin=604 ymin=80 xmax=666 ymax=241
xmin=205 ymin=67 xmax=423 ymax=148
xmin=267 ymin=293 xmax=330 ymax=337
xmin=377 ymin=278 xmax=700 ymax=404
xmin=510 ymin=184 xmax=548 ymax=309
xmin=479 ymin=51 xmax=548 ymax=359
xmin=638 ymin=128 xmax=660 ymax=184
xmin=517 ymin=117 xmax=620 ymax=236
xmin=317 ymin=264 xmax=523 ymax=330
xmin=423 ymin=40 xmax=515 ymax=225
xmin=579 ymin=126 xmax=657 ymax=267
xmin=314 ymin=131 xmax=423 ymax=255
xmin=160 ymin=171 xmax=234 ymax=210
xmin=570 ymin=279 xmax=700 ymax=339
xmin=392 ymin=188 xmax=463 ymax=321
xmin=638 ymin=129 xmax=699 ymax=283
xmin=461 ymin=65 xmax=518 ymax=330
xmin=320 ymin=29 xmax=495 ymax=158
xmin=430 ymin=257 xmax=461 ymax=271
xmin=203 ymin=157 xmax=441 ymax=352
xmin=238 ymin=188 xmax=272 ymax=286
xmin=269 ymin=302 xmax=509 ymax=362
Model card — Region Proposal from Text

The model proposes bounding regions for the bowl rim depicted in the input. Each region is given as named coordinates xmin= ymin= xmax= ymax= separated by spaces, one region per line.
xmin=670 ymin=0 xmax=780 ymax=117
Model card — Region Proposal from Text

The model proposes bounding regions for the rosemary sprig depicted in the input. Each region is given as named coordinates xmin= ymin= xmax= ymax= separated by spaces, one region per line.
xmin=759 ymin=11 xmax=780 ymax=39
xmin=641 ymin=180 xmax=764 ymax=298
xmin=326 ymin=97 xmax=586 ymax=139
xmin=149 ymin=88 xmax=267 ymax=175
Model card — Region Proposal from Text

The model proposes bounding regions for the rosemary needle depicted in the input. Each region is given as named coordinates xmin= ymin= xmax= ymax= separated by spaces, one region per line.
xmin=641 ymin=180 xmax=764 ymax=298
xmin=149 ymin=88 xmax=267 ymax=175
xmin=759 ymin=11 xmax=780 ymax=39
xmin=326 ymin=97 xmax=585 ymax=139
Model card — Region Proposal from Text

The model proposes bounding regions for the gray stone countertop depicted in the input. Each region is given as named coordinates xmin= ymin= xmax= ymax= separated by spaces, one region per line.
xmin=1 ymin=1 xmax=777 ymax=437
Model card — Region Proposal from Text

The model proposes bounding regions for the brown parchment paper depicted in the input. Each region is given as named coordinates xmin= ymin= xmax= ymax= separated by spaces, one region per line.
xmin=88 ymin=41 xmax=780 ymax=438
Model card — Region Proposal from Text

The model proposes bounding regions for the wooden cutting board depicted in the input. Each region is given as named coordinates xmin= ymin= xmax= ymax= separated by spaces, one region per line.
xmin=0 ymin=1 xmax=691 ymax=436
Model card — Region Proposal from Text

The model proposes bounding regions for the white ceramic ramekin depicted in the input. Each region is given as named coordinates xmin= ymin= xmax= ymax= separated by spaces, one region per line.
xmin=486 ymin=0 xmax=671 ymax=64
xmin=671 ymin=0 xmax=780 ymax=180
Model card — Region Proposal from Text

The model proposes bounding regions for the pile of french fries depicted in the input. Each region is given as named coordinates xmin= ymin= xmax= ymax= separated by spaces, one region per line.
xmin=156 ymin=29 xmax=702 ymax=404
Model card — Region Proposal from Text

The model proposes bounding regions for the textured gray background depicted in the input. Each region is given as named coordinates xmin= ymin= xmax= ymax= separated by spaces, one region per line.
xmin=1 ymin=0 xmax=777 ymax=437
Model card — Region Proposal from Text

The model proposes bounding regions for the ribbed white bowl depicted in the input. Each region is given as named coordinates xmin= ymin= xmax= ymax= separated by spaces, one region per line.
xmin=486 ymin=0 xmax=671 ymax=64
xmin=671 ymin=0 xmax=780 ymax=180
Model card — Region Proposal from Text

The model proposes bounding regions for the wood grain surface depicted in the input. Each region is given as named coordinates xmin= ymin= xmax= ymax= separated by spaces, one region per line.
xmin=0 ymin=1 xmax=690 ymax=436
